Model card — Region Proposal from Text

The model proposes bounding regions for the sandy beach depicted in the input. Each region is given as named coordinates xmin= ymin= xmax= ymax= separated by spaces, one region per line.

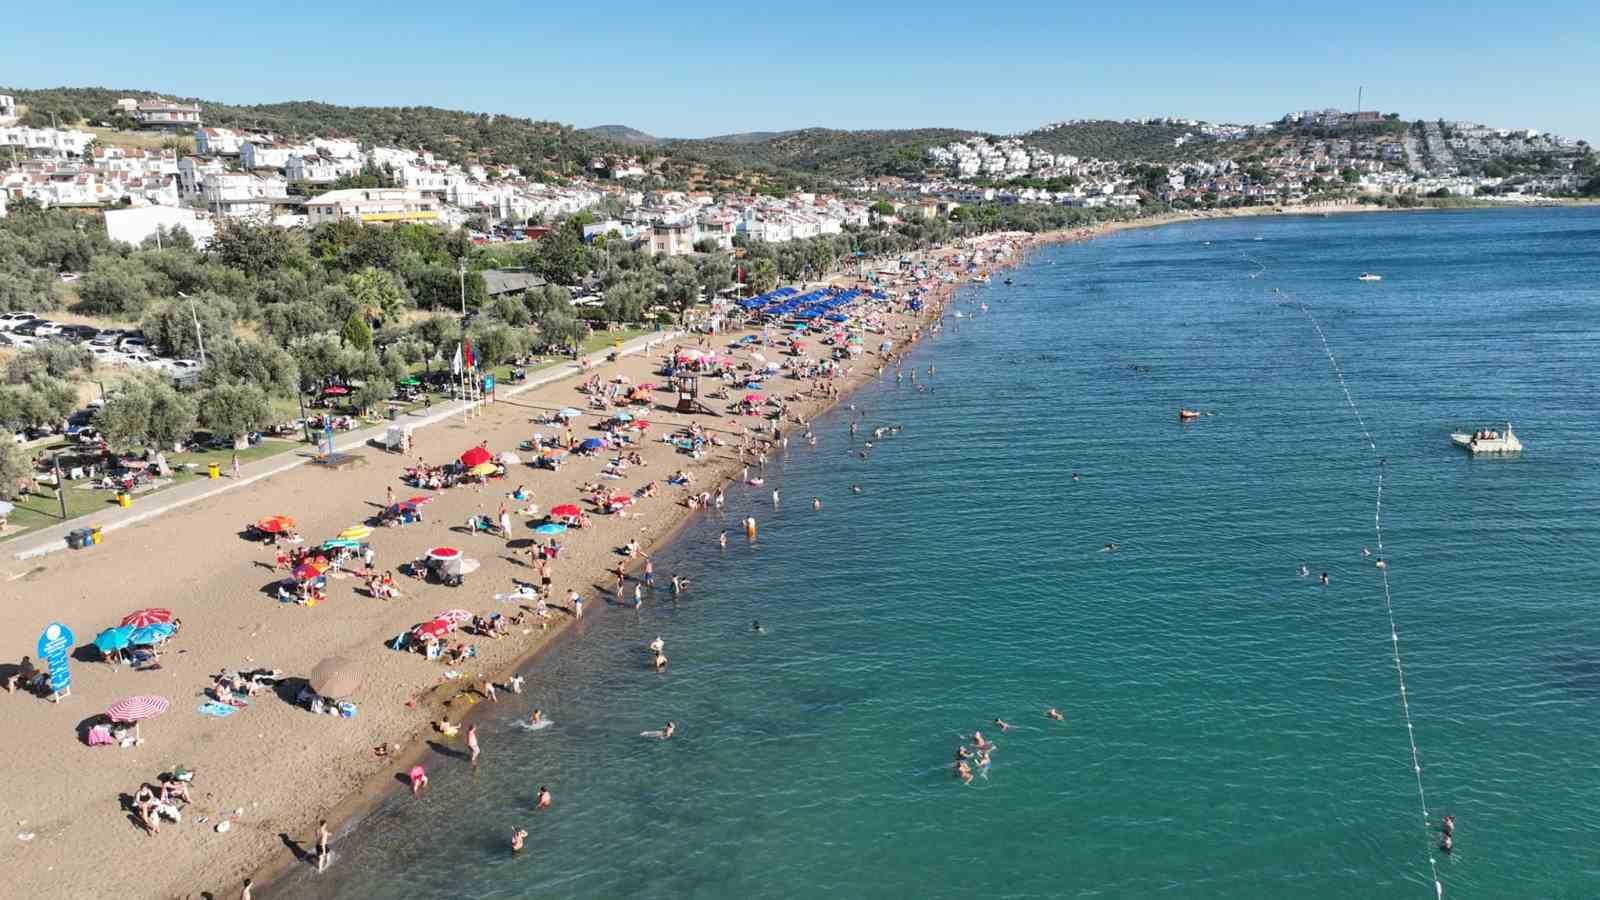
xmin=0 ymin=241 xmax=1011 ymax=898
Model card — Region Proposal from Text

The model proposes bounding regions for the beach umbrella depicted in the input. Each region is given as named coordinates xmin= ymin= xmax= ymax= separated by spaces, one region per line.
xmin=321 ymin=385 xmax=350 ymax=396
xmin=94 ymin=626 xmax=135 ymax=654
xmin=427 ymin=546 xmax=461 ymax=561
xmin=496 ymin=451 xmax=522 ymax=465
xmin=404 ymin=495 xmax=435 ymax=507
xmin=107 ymin=695 xmax=169 ymax=738
xmin=629 ymin=421 xmax=650 ymax=431
xmin=291 ymin=561 xmax=329 ymax=581
xmin=413 ymin=620 xmax=452 ymax=640
xmin=534 ymin=523 xmax=567 ymax=535
xmin=309 ymin=656 xmax=364 ymax=699
xmin=469 ymin=461 xmax=499 ymax=477
xmin=743 ymin=393 xmax=764 ymax=404
xmin=557 ymin=408 xmax=581 ymax=419
xmin=256 ymin=515 xmax=296 ymax=534
xmin=322 ymin=538 xmax=361 ymax=550
xmin=444 ymin=557 xmax=481 ymax=577
xmin=459 ymin=447 xmax=492 ymax=468
xmin=609 ymin=494 xmax=633 ymax=506
xmin=119 ymin=608 xmax=172 ymax=629
xmin=338 ymin=525 xmax=372 ymax=540
xmin=398 ymin=377 xmax=421 ymax=386
xmin=435 ymin=609 xmax=472 ymax=625
xmin=578 ymin=438 xmax=605 ymax=452
xmin=549 ymin=504 xmax=582 ymax=518
xmin=128 ymin=623 xmax=174 ymax=645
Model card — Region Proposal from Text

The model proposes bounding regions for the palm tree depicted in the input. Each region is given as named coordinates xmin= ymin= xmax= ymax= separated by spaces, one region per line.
xmin=347 ymin=268 xmax=410 ymax=327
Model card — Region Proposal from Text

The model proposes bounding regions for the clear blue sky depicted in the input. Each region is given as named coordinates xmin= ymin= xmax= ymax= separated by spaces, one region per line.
xmin=5 ymin=0 xmax=1597 ymax=141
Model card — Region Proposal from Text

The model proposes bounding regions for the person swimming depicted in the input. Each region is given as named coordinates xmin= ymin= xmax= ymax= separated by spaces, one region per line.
xmin=994 ymin=718 xmax=1011 ymax=732
xmin=511 ymin=828 xmax=528 ymax=852
xmin=752 ymin=620 xmax=765 ymax=634
xmin=1319 ymin=572 xmax=1329 ymax=586
xmin=649 ymin=636 xmax=664 ymax=654
xmin=1101 ymin=543 xmax=1118 ymax=553
xmin=955 ymin=760 xmax=973 ymax=784
xmin=1047 ymin=708 xmax=1064 ymax=721
xmin=662 ymin=721 xmax=676 ymax=740
xmin=1299 ymin=563 xmax=1310 ymax=577
xmin=1442 ymin=814 xmax=1454 ymax=837
xmin=1071 ymin=472 xmax=1080 ymax=482
xmin=851 ymin=485 xmax=862 ymax=494
xmin=529 ymin=709 xmax=544 ymax=726
xmin=1361 ymin=546 xmax=1372 ymax=558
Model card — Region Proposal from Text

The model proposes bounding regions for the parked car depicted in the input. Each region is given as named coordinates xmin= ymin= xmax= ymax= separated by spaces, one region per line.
xmin=0 ymin=334 xmax=37 ymax=349
xmin=58 ymin=324 xmax=99 ymax=343
xmin=90 ymin=330 xmax=125 ymax=347
xmin=0 ymin=312 xmax=36 ymax=330
xmin=118 ymin=336 xmax=149 ymax=353
xmin=10 ymin=319 xmax=51 ymax=336
xmin=88 ymin=346 xmax=126 ymax=364
xmin=167 ymin=359 xmax=201 ymax=372
xmin=124 ymin=351 xmax=161 ymax=368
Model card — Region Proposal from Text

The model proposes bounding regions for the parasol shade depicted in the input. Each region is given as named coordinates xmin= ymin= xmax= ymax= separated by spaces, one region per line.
xmin=549 ymin=504 xmax=582 ymax=518
xmin=107 ymin=695 xmax=170 ymax=722
xmin=427 ymin=546 xmax=460 ymax=561
xmin=534 ymin=523 xmax=567 ymax=535
xmin=309 ymin=657 xmax=364 ymax=699
xmin=469 ymin=461 xmax=499 ymax=477
xmin=128 ymin=623 xmax=174 ymax=645
xmin=338 ymin=525 xmax=372 ymax=540
xmin=413 ymin=619 xmax=452 ymax=639
xmin=443 ymin=557 xmax=480 ymax=576
xmin=256 ymin=515 xmax=296 ymax=534
xmin=94 ymin=626 xmax=134 ymax=653
xmin=459 ymin=447 xmax=492 ymax=468
xmin=120 ymin=608 xmax=172 ymax=629
xmin=434 ymin=609 xmax=472 ymax=624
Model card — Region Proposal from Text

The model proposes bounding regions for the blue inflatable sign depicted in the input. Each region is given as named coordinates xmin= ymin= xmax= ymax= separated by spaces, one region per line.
xmin=36 ymin=621 xmax=74 ymax=698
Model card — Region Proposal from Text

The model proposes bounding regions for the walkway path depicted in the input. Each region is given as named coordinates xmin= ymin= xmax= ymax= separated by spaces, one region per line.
xmin=8 ymin=330 xmax=679 ymax=561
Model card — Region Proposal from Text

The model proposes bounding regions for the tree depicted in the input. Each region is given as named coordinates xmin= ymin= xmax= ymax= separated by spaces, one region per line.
xmin=0 ymin=442 xmax=29 ymax=500
xmin=260 ymin=299 xmax=332 ymax=348
xmin=6 ymin=341 xmax=92 ymax=382
xmin=467 ymin=322 xmax=526 ymax=367
xmin=208 ymin=221 xmax=305 ymax=279
xmin=340 ymin=312 xmax=374 ymax=351
xmin=76 ymin=254 xmax=163 ymax=316
xmin=535 ymin=306 xmax=580 ymax=353
xmin=869 ymin=200 xmax=896 ymax=217
xmin=95 ymin=375 xmax=197 ymax=451
xmin=347 ymin=267 xmax=411 ymax=325
xmin=1341 ymin=166 xmax=1361 ymax=184
xmin=0 ymin=376 xmax=77 ymax=431
xmin=141 ymin=293 xmax=236 ymax=359
xmin=198 ymin=382 xmax=272 ymax=447
xmin=201 ymin=336 xmax=299 ymax=398
xmin=410 ymin=315 xmax=460 ymax=368
xmin=747 ymin=258 xmax=778 ymax=294
xmin=489 ymin=294 xmax=531 ymax=327
xmin=532 ymin=228 xmax=591 ymax=284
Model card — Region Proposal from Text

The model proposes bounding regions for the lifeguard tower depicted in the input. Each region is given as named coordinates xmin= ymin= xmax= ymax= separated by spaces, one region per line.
xmin=676 ymin=374 xmax=700 ymax=413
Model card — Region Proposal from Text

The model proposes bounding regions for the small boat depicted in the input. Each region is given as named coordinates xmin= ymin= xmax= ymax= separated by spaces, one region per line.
xmin=1358 ymin=273 xmax=1383 ymax=282
xmin=1451 ymin=423 xmax=1522 ymax=454
xmin=1179 ymin=408 xmax=1202 ymax=421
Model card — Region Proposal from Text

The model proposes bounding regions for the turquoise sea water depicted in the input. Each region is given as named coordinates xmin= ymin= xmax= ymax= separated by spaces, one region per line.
xmin=280 ymin=208 xmax=1600 ymax=899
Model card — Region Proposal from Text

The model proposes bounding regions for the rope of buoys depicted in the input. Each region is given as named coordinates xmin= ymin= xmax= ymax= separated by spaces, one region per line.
xmin=1278 ymin=284 xmax=1444 ymax=900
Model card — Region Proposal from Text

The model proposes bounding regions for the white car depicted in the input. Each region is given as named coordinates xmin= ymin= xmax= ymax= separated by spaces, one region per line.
xmin=1 ymin=334 xmax=37 ymax=349
xmin=124 ymin=351 xmax=162 ymax=368
xmin=88 ymin=346 xmax=127 ymax=364
xmin=0 ymin=312 xmax=36 ymax=331
xmin=118 ymin=336 xmax=149 ymax=353
xmin=90 ymin=331 xmax=124 ymax=347
xmin=167 ymin=359 xmax=201 ymax=372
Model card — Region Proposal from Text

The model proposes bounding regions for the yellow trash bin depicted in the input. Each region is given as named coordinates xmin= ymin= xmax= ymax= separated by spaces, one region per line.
xmin=116 ymin=492 xmax=131 ymax=508
xmin=207 ymin=463 xmax=220 ymax=479
xmin=91 ymin=526 xmax=103 ymax=545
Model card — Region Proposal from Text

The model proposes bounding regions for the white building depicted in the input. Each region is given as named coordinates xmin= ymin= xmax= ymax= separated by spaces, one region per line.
xmin=303 ymin=188 xmax=440 ymax=225
xmin=0 ymin=94 xmax=16 ymax=125
xmin=0 ymin=125 xmax=95 ymax=157
xmin=131 ymin=97 xmax=202 ymax=129
xmin=240 ymin=141 xmax=294 ymax=171
xmin=177 ymin=156 xmax=227 ymax=196
xmin=286 ymin=154 xmax=362 ymax=184
xmin=194 ymin=127 xmax=244 ymax=156
xmin=105 ymin=205 xmax=216 ymax=248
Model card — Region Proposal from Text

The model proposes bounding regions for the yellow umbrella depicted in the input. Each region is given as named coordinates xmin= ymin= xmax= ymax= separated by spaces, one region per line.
xmin=338 ymin=525 xmax=372 ymax=540
xmin=469 ymin=461 xmax=499 ymax=477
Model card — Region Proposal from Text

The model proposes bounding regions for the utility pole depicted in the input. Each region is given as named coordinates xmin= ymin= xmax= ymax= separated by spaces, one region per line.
xmin=178 ymin=291 xmax=206 ymax=365
xmin=458 ymin=259 xmax=467 ymax=317
xmin=52 ymin=452 xmax=67 ymax=519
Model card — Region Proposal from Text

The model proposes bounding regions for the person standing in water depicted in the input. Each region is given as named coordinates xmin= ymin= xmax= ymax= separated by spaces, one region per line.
xmin=718 ymin=530 xmax=728 ymax=549
xmin=467 ymin=725 xmax=481 ymax=764
xmin=511 ymin=828 xmax=528 ymax=853
xmin=536 ymin=785 xmax=552 ymax=810
xmin=315 ymin=820 xmax=331 ymax=873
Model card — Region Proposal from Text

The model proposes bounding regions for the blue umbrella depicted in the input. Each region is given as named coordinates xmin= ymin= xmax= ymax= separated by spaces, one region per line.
xmin=94 ymin=626 xmax=134 ymax=653
xmin=129 ymin=622 xmax=175 ymax=645
xmin=534 ymin=523 xmax=568 ymax=535
xmin=578 ymin=438 xmax=605 ymax=451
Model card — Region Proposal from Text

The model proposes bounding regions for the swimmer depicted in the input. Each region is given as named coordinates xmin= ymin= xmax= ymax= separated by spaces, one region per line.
xmin=1361 ymin=546 xmax=1372 ymax=558
xmin=1101 ymin=543 xmax=1118 ymax=553
xmin=1442 ymin=814 xmax=1454 ymax=837
xmin=956 ymin=761 xmax=973 ymax=783
xmin=510 ymin=828 xmax=528 ymax=853
xmin=994 ymin=718 xmax=1011 ymax=732
xmin=851 ymin=484 xmax=862 ymax=494
xmin=653 ymin=651 xmax=668 ymax=671
xmin=1298 ymin=563 xmax=1310 ymax=578
xmin=529 ymin=709 xmax=544 ymax=726
xmin=1071 ymin=472 xmax=1080 ymax=482
xmin=719 ymin=530 xmax=728 ymax=549
xmin=971 ymin=730 xmax=993 ymax=750
xmin=536 ymin=785 xmax=552 ymax=810
xmin=976 ymin=749 xmax=992 ymax=768
xmin=772 ymin=488 xmax=780 ymax=506
xmin=649 ymin=635 xmax=664 ymax=654
xmin=752 ymin=620 xmax=765 ymax=634
xmin=1440 ymin=833 xmax=1453 ymax=853
xmin=1375 ymin=558 xmax=1387 ymax=569
xmin=662 ymin=721 xmax=676 ymax=740
xmin=812 ymin=497 xmax=822 ymax=511
xmin=955 ymin=746 xmax=972 ymax=760
xmin=1319 ymin=572 xmax=1329 ymax=586
xmin=1047 ymin=708 xmax=1064 ymax=721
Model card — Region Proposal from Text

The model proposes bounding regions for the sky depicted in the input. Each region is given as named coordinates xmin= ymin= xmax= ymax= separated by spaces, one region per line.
xmin=4 ymin=0 xmax=1598 ymax=142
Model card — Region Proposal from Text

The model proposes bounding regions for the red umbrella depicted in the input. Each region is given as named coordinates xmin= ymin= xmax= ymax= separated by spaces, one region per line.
xmin=608 ymin=495 xmax=633 ymax=506
xmin=256 ymin=515 xmax=296 ymax=534
xmin=404 ymin=495 xmax=435 ymax=506
xmin=413 ymin=620 xmax=451 ymax=640
xmin=459 ymin=447 xmax=492 ymax=468
xmin=549 ymin=504 xmax=582 ymax=518
xmin=292 ymin=562 xmax=324 ymax=581
xmin=322 ymin=385 xmax=350 ymax=396
xmin=743 ymin=393 xmax=763 ymax=404
xmin=427 ymin=546 xmax=461 ymax=561
xmin=120 ymin=608 xmax=173 ymax=629
xmin=629 ymin=421 xmax=650 ymax=431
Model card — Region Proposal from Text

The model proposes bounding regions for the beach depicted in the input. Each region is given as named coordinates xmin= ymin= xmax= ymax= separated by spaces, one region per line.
xmin=0 ymin=239 xmax=1008 ymax=899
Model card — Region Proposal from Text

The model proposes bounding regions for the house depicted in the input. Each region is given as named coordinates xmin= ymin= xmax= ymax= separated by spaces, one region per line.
xmin=194 ymin=127 xmax=243 ymax=156
xmin=132 ymin=97 xmax=202 ymax=129
xmin=177 ymin=156 xmax=226 ymax=196
xmin=645 ymin=222 xmax=696 ymax=256
xmin=481 ymin=269 xmax=548 ymax=298
xmin=286 ymin=154 xmax=362 ymax=184
xmin=240 ymin=141 xmax=294 ymax=171
xmin=303 ymin=188 xmax=440 ymax=225
xmin=0 ymin=125 xmax=95 ymax=158
xmin=696 ymin=212 xmax=737 ymax=250
xmin=105 ymin=205 xmax=216 ymax=248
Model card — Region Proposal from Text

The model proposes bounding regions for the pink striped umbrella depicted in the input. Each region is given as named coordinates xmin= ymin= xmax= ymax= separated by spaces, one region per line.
xmin=107 ymin=695 xmax=170 ymax=721
xmin=120 ymin=608 xmax=173 ymax=629
xmin=434 ymin=609 xmax=473 ymax=625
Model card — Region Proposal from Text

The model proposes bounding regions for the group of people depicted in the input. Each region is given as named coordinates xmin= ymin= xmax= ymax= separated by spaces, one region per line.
xmin=131 ymin=774 xmax=192 ymax=836
xmin=952 ymin=711 xmax=1065 ymax=784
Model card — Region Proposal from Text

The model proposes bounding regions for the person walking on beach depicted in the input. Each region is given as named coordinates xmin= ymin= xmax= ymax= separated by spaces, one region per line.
xmin=315 ymin=819 xmax=331 ymax=872
xmin=467 ymin=725 xmax=481 ymax=764
xmin=231 ymin=451 xmax=242 ymax=480
xmin=643 ymin=557 xmax=655 ymax=587
xmin=482 ymin=678 xmax=497 ymax=703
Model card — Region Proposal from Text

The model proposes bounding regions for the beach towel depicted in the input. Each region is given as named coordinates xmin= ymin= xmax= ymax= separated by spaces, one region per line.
xmin=197 ymin=702 xmax=240 ymax=718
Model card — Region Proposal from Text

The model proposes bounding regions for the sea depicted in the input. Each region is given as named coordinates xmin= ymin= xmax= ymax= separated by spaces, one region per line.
xmin=279 ymin=207 xmax=1600 ymax=899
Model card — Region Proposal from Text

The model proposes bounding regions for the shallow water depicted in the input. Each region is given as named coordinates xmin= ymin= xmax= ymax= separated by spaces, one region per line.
xmin=281 ymin=208 xmax=1600 ymax=899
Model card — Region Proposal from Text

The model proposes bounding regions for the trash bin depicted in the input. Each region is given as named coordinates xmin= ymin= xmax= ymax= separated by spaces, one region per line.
xmin=387 ymin=407 xmax=397 ymax=421
xmin=116 ymin=492 xmax=131 ymax=508
xmin=91 ymin=526 xmax=103 ymax=545
xmin=207 ymin=463 xmax=220 ymax=479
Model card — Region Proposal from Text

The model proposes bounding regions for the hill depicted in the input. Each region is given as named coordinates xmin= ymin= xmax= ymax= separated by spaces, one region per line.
xmin=698 ymin=130 xmax=798 ymax=145
xmin=583 ymin=124 xmax=659 ymax=146
xmin=669 ymin=127 xmax=980 ymax=180
xmin=1018 ymin=120 xmax=1191 ymax=161
xmin=5 ymin=86 xmax=628 ymax=178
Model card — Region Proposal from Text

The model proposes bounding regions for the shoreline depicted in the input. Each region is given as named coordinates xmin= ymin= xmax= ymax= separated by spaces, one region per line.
xmin=242 ymin=263 xmax=982 ymax=899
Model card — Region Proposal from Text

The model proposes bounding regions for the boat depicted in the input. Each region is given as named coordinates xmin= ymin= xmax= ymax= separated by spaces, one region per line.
xmin=1451 ymin=423 xmax=1522 ymax=454
xmin=1179 ymin=408 xmax=1202 ymax=421
xmin=1358 ymin=273 xmax=1383 ymax=282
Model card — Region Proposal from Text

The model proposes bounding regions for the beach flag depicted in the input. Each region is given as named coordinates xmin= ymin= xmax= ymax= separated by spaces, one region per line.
xmin=463 ymin=337 xmax=476 ymax=371
xmin=451 ymin=343 xmax=463 ymax=376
